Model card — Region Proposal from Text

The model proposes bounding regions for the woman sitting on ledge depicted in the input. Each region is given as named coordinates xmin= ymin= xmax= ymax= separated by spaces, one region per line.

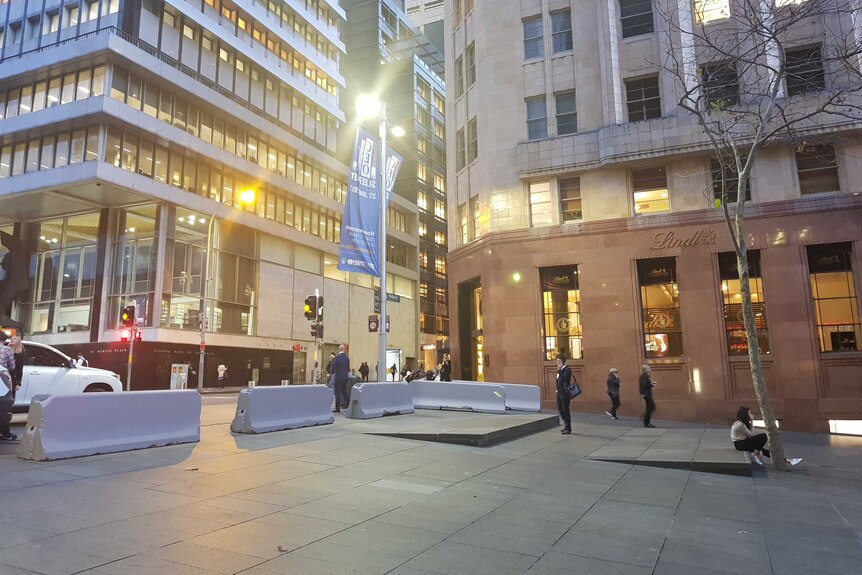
xmin=731 ymin=406 xmax=803 ymax=466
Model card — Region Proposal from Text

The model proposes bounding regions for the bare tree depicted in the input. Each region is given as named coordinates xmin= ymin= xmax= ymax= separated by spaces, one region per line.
xmin=657 ymin=0 xmax=862 ymax=469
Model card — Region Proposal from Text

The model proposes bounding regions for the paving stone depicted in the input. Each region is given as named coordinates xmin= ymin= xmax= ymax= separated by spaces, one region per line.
xmin=526 ymin=551 xmax=652 ymax=574
xmin=401 ymin=541 xmax=538 ymax=575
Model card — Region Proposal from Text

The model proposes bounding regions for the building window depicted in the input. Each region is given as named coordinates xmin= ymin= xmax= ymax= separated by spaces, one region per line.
xmin=455 ymin=56 xmax=464 ymax=97
xmin=417 ymin=191 xmax=427 ymax=211
xmin=434 ymin=230 xmax=446 ymax=246
xmin=785 ymin=46 xmax=825 ymax=96
xmin=796 ymin=144 xmax=839 ymax=195
xmin=435 ymin=257 xmax=446 ymax=277
xmin=466 ymin=42 xmax=476 ymax=87
xmin=540 ymin=265 xmax=582 ymax=360
xmin=417 ymin=162 xmax=427 ymax=181
xmin=526 ymin=97 xmax=548 ymax=140
xmin=420 ymin=250 xmax=428 ymax=270
xmin=694 ymin=0 xmax=730 ymax=23
xmin=434 ymin=199 xmax=446 ymax=219
xmin=559 ymin=177 xmax=582 ymax=221
xmin=433 ymin=173 xmax=445 ymax=193
xmin=638 ymin=257 xmax=683 ymax=358
xmin=467 ymin=117 xmax=478 ymax=163
xmin=632 ymin=166 xmax=669 ymax=214
xmin=458 ymin=202 xmax=470 ymax=245
xmin=808 ymin=243 xmax=860 ymax=351
xmin=619 ymin=0 xmax=654 ymax=38
xmin=711 ymin=158 xmax=751 ymax=204
xmin=702 ymin=61 xmax=739 ymax=107
xmin=529 ymin=181 xmax=553 ymax=226
xmin=416 ymin=77 xmax=430 ymax=100
xmin=719 ymin=251 xmax=769 ymax=356
xmin=523 ymin=16 xmax=544 ymax=60
xmin=551 ymin=10 xmax=573 ymax=53
xmin=555 ymin=92 xmax=577 ymax=135
xmin=456 ymin=128 xmax=466 ymax=171
xmin=625 ymin=77 xmax=661 ymax=121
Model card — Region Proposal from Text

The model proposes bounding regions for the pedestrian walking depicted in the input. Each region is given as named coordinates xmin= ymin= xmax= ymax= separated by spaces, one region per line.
xmin=0 ymin=365 xmax=15 ymax=441
xmin=440 ymin=353 xmax=452 ymax=381
xmin=332 ymin=344 xmax=350 ymax=412
xmin=731 ymin=406 xmax=803 ymax=466
xmin=390 ymin=363 xmax=397 ymax=381
xmin=0 ymin=332 xmax=14 ymax=375
xmin=74 ymin=353 xmax=89 ymax=367
xmin=8 ymin=337 xmax=26 ymax=393
xmin=359 ymin=362 xmax=369 ymax=382
xmin=639 ymin=364 xmax=656 ymax=428
xmin=217 ymin=363 xmax=227 ymax=388
xmin=556 ymin=355 xmax=573 ymax=434
xmin=605 ymin=367 xmax=620 ymax=420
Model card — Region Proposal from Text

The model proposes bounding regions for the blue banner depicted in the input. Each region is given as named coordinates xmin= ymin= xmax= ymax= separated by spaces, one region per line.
xmin=338 ymin=127 xmax=402 ymax=277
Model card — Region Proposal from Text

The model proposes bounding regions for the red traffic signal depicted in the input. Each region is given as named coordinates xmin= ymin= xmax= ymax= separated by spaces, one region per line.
xmin=120 ymin=329 xmax=131 ymax=342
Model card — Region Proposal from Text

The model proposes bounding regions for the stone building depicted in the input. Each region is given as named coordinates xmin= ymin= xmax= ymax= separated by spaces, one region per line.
xmin=444 ymin=0 xmax=862 ymax=432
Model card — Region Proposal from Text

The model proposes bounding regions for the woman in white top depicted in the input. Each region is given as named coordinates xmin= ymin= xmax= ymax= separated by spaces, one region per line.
xmin=731 ymin=406 xmax=802 ymax=466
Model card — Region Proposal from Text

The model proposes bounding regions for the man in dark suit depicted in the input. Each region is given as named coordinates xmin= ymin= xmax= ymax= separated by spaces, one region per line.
xmin=556 ymin=355 xmax=573 ymax=434
xmin=639 ymin=364 xmax=657 ymax=428
xmin=331 ymin=344 xmax=350 ymax=413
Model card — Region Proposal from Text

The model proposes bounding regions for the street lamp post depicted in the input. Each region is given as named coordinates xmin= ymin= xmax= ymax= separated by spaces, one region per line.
xmin=197 ymin=190 xmax=255 ymax=392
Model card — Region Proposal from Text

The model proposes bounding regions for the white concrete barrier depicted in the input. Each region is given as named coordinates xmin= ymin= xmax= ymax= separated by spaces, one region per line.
xmin=345 ymin=382 xmax=414 ymax=419
xmin=409 ymin=381 xmax=507 ymax=414
xmin=452 ymin=380 xmax=542 ymax=412
xmin=17 ymin=391 xmax=200 ymax=461
xmin=230 ymin=385 xmax=334 ymax=434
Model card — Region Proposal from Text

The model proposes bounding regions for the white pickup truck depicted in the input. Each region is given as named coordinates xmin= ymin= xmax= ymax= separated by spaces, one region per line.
xmin=11 ymin=341 xmax=123 ymax=412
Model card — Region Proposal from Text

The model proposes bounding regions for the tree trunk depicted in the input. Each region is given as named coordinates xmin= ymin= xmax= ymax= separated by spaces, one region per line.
xmin=733 ymin=213 xmax=786 ymax=470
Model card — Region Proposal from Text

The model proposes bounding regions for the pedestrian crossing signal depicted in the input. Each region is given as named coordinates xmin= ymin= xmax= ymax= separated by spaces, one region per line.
xmin=121 ymin=305 xmax=136 ymax=327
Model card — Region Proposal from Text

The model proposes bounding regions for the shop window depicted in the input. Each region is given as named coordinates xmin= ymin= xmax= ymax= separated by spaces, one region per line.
xmin=796 ymin=144 xmax=839 ymax=195
xmin=785 ymin=46 xmax=825 ymax=96
xmin=559 ymin=177 xmax=582 ymax=221
xmin=638 ymin=257 xmax=683 ymax=358
xmin=523 ymin=16 xmax=543 ymax=59
xmin=719 ymin=251 xmax=770 ymax=356
xmin=632 ymin=166 xmax=669 ymax=214
xmin=540 ymin=265 xmax=582 ymax=360
xmin=808 ymin=243 xmax=860 ymax=352
xmin=529 ymin=181 xmax=553 ymax=226
xmin=625 ymin=76 xmax=661 ymax=121
xmin=619 ymin=0 xmax=653 ymax=38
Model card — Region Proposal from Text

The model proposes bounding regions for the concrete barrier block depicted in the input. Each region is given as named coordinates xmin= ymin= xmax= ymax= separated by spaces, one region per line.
xmin=453 ymin=380 xmax=542 ymax=412
xmin=345 ymin=382 xmax=414 ymax=419
xmin=409 ymin=381 xmax=507 ymax=414
xmin=17 ymin=391 xmax=201 ymax=461
xmin=230 ymin=385 xmax=334 ymax=434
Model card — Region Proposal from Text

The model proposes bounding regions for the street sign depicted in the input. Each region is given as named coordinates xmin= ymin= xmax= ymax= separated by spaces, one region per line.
xmin=368 ymin=315 xmax=391 ymax=333
xmin=292 ymin=344 xmax=302 ymax=352
xmin=374 ymin=287 xmax=400 ymax=313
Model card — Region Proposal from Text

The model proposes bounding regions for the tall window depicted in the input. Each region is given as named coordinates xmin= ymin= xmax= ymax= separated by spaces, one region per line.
xmin=719 ymin=251 xmax=769 ymax=356
xmin=702 ymin=61 xmax=739 ymax=107
xmin=619 ymin=0 xmax=654 ymax=38
xmin=808 ymin=243 xmax=860 ymax=352
xmin=711 ymin=158 xmax=751 ymax=204
xmin=526 ymin=97 xmax=548 ymax=140
xmin=694 ymin=0 xmax=730 ymax=23
xmin=455 ymin=56 xmax=464 ymax=97
xmin=456 ymin=128 xmax=466 ymax=171
xmin=529 ymin=181 xmax=553 ymax=226
xmin=551 ymin=10 xmax=572 ymax=53
xmin=625 ymin=77 xmax=661 ymax=121
xmin=638 ymin=257 xmax=683 ymax=358
xmin=559 ymin=177 xmax=582 ymax=221
xmin=555 ymin=92 xmax=577 ymax=135
xmin=523 ymin=16 xmax=544 ymax=59
xmin=458 ymin=202 xmax=470 ymax=245
xmin=466 ymin=43 xmax=476 ymax=87
xmin=541 ymin=265 xmax=582 ymax=360
xmin=796 ymin=144 xmax=839 ymax=195
xmin=632 ymin=166 xmax=669 ymax=214
xmin=785 ymin=46 xmax=825 ymax=96
xmin=467 ymin=117 xmax=478 ymax=163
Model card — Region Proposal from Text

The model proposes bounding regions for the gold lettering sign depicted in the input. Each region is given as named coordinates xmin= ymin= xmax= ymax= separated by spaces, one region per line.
xmin=650 ymin=228 xmax=717 ymax=251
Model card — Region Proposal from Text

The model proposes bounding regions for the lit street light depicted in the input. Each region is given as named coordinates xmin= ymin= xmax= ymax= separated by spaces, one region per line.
xmin=198 ymin=191 xmax=256 ymax=392
xmin=355 ymin=94 xmax=403 ymax=381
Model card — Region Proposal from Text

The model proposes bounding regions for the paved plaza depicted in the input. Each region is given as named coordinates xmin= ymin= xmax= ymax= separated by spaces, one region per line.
xmin=1 ymin=397 xmax=861 ymax=575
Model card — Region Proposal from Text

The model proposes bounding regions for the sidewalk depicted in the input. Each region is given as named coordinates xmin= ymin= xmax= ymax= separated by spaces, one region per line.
xmin=0 ymin=404 xmax=860 ymax=574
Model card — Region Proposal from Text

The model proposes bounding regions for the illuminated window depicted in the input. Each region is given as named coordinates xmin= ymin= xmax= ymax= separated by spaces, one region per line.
xmin=638 ymin=257 xmax=683 ymax=357
xmin=540 ymin=265 xmax=582 ymax=360
xmin=434 ymin=257 xmax=446 ymax=276
xmin=420 ymin=250 xmax=428 ymax=269
xmin=632 ymin=166 xmax=669 ymax=214
xmin=529 ymin=181 xmax=553 ymax=226
xmin=418 ymin=222 xmax=427 ymax=237
xmin=808 ymin=243 xmax=860 ymax=352
xmin=417 ymin=162 xmax=427 ymax=181
xmin=719 ymin=251 xmax=769 ymax=356
xmin=694 ymin=0 xmax=730 ymax=23
xmin=417 ymin=191 xmax=427 ymax=211
xmin=434 ymin=230 xmax=446 ymax=246
xmin=434 ymin=199 xmax=445 ymax=219
xmin=433 ymin=174 xmax=445 ymax=193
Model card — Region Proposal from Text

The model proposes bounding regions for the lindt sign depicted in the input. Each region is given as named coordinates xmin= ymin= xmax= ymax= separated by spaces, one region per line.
xmin=650 ymin=228 xmax=717 ymax=251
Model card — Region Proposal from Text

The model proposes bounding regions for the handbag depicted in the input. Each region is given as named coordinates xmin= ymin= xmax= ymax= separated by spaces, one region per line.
xmin=567 ymin=378 xmax=582 ymax=398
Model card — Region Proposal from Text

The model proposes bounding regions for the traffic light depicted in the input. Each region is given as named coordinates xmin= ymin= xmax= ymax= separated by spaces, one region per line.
xmin=304 ymin=295 xmax=317 ymax=321
xmin=310 ymin=323 xmax=323 ymax=339
xmin=316 ymin=296 xmax=323 ymax=321
xmin=120 ymin=329 xmax=131 ymax=342
xmin=135 ymin=330 xmax=143 ymax=341
xmin=121 ymin=305 xmax=136 ymax=327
